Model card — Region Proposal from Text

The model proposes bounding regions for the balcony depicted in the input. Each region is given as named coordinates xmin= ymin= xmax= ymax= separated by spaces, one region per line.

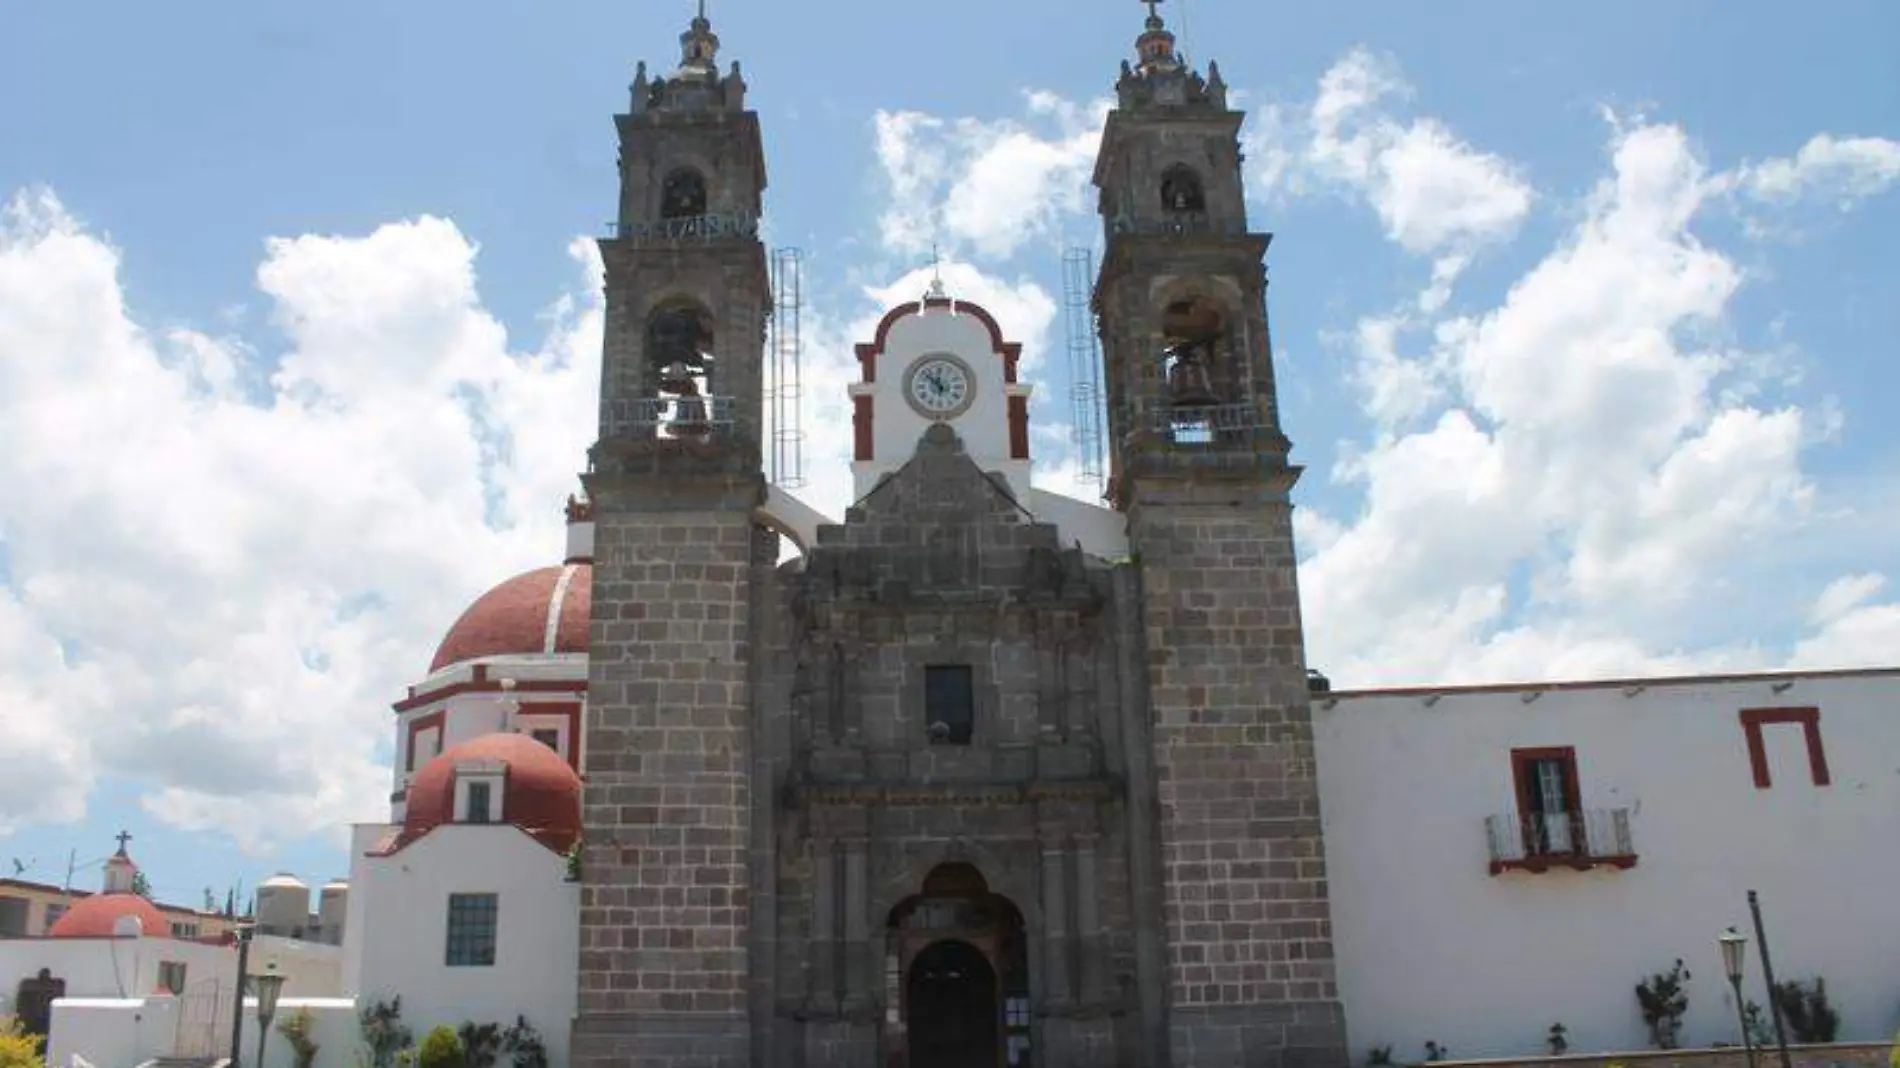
xmin=1485 ymin=808 xmax=1638 ymax=875
xmin=603 ymin=212 xmax=760 ymax=245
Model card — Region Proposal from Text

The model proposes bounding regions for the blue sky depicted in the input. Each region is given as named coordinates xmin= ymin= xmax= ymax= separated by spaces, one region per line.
xmin=0 ymin=2 xmax=1895 ymax=909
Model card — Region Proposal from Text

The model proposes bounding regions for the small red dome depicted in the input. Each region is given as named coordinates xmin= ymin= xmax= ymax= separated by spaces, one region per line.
xmin=49 ymin=893 xmax=174 ymax=940
xmin=430 ymin=563 xmax=592 ymax=673
xmin=401 ymin=732 xmax=583 ymax=854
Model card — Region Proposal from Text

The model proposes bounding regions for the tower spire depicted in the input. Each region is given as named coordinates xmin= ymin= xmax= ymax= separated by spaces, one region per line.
xmin=678 ymin=0 xmax=720 ymax=74
xmin=1134 ymin=0 xmax=1179 ymax=74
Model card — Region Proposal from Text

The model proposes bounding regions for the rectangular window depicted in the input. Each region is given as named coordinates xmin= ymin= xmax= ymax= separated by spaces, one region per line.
xmin=924 ymin=665 xmax=975 ymax=745
xmin=0 ymin=896 xmax=28 ymax=938
xmin=531 ymin=728 xmax=560 ymax=752
xmin=465 ymin=780 xmax=493 ymax=824
xmin=157 ymin=961 xmax=188 ymax=994
xmin=445 ymin=892 xmax=498 ymax=967
xmin=1739 ymin=707 xmax=1830 ymax=789
xmin=1510 ymin=747 xmax=1581 ymax=856
xmin=41 ymin=903 xmax=66 ymax=934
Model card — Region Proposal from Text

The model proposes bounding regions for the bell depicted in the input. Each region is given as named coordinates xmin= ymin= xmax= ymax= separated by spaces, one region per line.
xmin=658 ymin=361 xmax=698 ymax=396
xmin=666 ymin=379 xmax=713 ymax=440
xmin=1166 ymin=345 xmax=1219 ymax=409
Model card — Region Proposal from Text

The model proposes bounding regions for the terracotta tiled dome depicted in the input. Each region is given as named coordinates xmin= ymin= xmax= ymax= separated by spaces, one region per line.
xmin=48 ymin=893 xmax=173 ymax=939
xmin=400 ymin=732 xmax=583 ymax=854
xmin=429 ymin=563 xmax=592 ymax=673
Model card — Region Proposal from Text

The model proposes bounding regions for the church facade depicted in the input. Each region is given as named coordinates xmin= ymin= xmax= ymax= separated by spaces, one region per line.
xmin=570 ymin=6 xmax=1343 ymax=1068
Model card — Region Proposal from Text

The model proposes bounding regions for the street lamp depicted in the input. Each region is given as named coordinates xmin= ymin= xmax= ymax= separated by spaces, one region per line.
xmin=249 ymin=962 xmax=288 ymax=1068
xmin=229 ymin=921 xmax=254 ymax=1064
xmin=1718 ymin=927 xmax=1756 ymax=1068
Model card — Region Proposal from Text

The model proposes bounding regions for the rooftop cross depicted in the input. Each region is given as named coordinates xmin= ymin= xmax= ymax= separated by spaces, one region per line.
xmin=1144 ymin=0 xmax=1164 ymax=21
xmin=926 ymin=243 xmax=948 ymax=299
xmin=114 ymin=830 xmax=132 ymax=854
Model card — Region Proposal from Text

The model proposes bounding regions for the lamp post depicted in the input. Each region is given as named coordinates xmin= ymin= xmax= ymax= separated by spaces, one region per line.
xmin=229 ymin=921 xmax=253 ymax=1065
xmin=1718 ymin=926 xmax=1757 ymax=1068
xmin=1748 ymin=890 xmax=1795 ymax=1068
xmin=250 ymin=962 xmax=288 ymax=1068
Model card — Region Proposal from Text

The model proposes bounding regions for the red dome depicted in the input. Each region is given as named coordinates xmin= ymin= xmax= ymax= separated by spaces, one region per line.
xmin=49 ymin=893 xmax=174 ymax=940
xmin=400 ymin=732 xmax=583 ymax=854
xmin=430 ymin=563 xmax=592 ymax=673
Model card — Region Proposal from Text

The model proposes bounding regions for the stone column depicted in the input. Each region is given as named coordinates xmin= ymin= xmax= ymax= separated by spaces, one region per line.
xmin=1040 ymin=838 xmax=1073 ymax=1009
xmin=1073 ymin=833 xmax=1107 ymax=1005
xmin=810 ymin=837 xmax=839 ymax=1013
xmin=842 ymin=836 xmax=872 ymax=1013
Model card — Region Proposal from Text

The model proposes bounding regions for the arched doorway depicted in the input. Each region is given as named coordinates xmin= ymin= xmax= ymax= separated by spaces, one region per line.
xmin=885 ymin=863 xmax=1030 ymax=1068
xmin=906 ymin=940 xmax=997 ymax=1068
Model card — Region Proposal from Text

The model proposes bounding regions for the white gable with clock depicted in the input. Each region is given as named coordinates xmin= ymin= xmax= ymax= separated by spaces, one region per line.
xmin=846 ymin=284 xmax=1130 ymax=561
xmin=849 ymin=287 xmax=1035 ymax=502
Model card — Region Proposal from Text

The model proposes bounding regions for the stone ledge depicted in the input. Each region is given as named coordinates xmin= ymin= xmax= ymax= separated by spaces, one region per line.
xmin=1412 ymin=1041 xmax=1893 ymax=1068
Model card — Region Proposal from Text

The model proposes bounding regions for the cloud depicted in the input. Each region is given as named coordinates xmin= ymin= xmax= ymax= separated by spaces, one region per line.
xmin=1733 ymin=133 xmax=1900 ymax=207
xmin=0 ymin=190 xmax=599 ymax=847
xmin=873 ymin=91 xmax=1110 ymax=261
xmin=1254 ymin=48 xmax=1534 ymax=309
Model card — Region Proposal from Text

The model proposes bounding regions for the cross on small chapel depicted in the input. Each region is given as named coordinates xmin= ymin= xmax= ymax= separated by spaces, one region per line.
xmin=1143 ymin=0 xmax=1164 ymax=19
xmin=114 ymin=830 xmax=132 ymax=853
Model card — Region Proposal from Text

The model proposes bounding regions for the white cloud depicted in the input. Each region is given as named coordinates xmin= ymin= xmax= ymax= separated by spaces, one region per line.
xmin=0 ymin=190 xmax=599 ymax=847
xmin=1733 ymin=133 xmax=1900 ymax=207
xmin=873 ymin=92 xmax=1110 ymax=261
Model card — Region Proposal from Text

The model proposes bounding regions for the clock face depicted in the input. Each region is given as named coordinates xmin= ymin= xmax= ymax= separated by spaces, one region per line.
xmin=905 ymin=356 xmax=975 ymax=419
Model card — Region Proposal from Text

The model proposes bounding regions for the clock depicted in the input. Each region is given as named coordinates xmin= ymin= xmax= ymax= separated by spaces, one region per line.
xmin=903 ymin=354 xmax=976 ymax=420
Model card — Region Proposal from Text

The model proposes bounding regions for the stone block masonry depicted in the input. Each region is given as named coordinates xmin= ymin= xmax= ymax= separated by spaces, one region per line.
xmin=1131 ymin=494 xmax=1349 ymax=1068
xmin=571 ymin=505 xmax=759 ymax=1068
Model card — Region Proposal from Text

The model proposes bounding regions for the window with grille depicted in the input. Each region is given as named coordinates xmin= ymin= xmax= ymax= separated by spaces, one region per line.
xmin=531 ymin=728 xmax=560 ymax=752
xmin=444 ymin=893 xmax=498 ymax=967
xmin=465 ymin=780 xmax=493 ymax=824
xmin=924 ymin=665 xmax=974 ymax=745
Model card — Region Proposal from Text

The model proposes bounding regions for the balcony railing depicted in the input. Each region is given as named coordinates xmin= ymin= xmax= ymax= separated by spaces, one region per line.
xmin=602 ymin=395 xmax=737 ymax=441
xmin=604 ymin=212 xmax=760 ymax=245
xmin=1146 ymin=402 xmax=1266 ymax=446
xmin=1485 ymin=808 xmax=1638 ymax=875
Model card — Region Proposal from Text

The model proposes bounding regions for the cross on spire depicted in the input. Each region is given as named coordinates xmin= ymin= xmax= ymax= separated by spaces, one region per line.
xmin=1143 ymin=0 xmax=1164 ymax=21
xmin=114 ymin=830 xmax=132 ymax=854
xmin=925 ymin=243 xmax=948 ymax=299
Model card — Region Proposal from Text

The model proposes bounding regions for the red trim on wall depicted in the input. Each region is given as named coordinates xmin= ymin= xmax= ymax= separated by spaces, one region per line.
xmin=518 ymin=701 xmax=584 ymax=773
xmin=1739 ymin=706 xmax=1830 ymax=788
xmin=394 ymin=674 xmax=584 ymax=713
xmin=854 ymin=298 xmax=1023 ymax=384
xmin=405 ymin=710 xmax=446 ymax=772
xmin=1007 ymin=396 xmax=1030 ymax=460
xmin=853 ymin=396 xmax=875 ymax=461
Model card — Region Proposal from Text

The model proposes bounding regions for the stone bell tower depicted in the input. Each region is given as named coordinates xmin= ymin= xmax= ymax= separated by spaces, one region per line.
xmin=573 ymin=5 xmax=771 ymax=1065
xmin=1093 ymin=4 xmax=1349 ymax=1065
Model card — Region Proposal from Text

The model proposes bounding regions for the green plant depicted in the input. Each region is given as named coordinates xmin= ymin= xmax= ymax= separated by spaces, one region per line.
xmin=1635 ymin=959 xmax=1691 ymax=1049
xmin=1888 ymin=1030 xmax=1898 ymax=1068
xmin=1367 ymin=1045 xmax=1393 ymax=1066
xmin=1424 ymin=1040 xmax=1448 ymax=1062
xmin=418 ymin=1025 xmax=464 ymax=1068
xmin=1743 ymin=1002 xmax=1775 ymax=1048
xmin=130 ymin=870 xmax=152 ymax=897
xmin=360 ymin=997 xmax=415 ymax=1068
xmin=0 ymin=1018 xmax=44 ymax=1068
xmin=458 ymin=1022 xmax=503 ymax=1068
xmin=500 ymin=1016 xmax=550 ymax=1068
xmin=278 ymin=1007 xmax=321 ymax=1068
xmin=1547 ymin=1022 xmax=1569 ymax=1055
xmin=565 ymin=840 xmax=582 ymax=882
xmin=1773 ymin=977 xmax=1840 ymax=1042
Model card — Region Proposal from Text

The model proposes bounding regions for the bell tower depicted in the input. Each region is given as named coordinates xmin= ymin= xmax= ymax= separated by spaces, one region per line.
xmin=573 ymin=5 xmax=770 ymax=1066
xmin=1094 ymin=4 xmax=1349 ymax=1066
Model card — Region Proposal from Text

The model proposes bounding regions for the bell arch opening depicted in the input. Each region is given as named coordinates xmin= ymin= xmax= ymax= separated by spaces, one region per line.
xmin=884 ymin=863 xmax=1031 ymax=1068
xmin=644 ymin=301 xmax=721 ymax=440
xmin=1160 ymin=164 xmax=1206 ymax=214
xmin=660 ymin=168 xmax=709 ymax=220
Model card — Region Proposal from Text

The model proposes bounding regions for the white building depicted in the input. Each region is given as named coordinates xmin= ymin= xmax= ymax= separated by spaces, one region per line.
xmin=1317 ymin=668 xmax=1900 ymax=1059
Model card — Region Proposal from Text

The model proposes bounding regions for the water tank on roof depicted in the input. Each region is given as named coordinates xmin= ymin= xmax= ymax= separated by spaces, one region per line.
xmin=256 ymin=873 xmax=310 ymax=938
xmin=316 ymin=879 xmax=349 ymax=945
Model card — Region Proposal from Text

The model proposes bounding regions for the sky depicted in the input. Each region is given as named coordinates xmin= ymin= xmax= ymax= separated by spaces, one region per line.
xmin=0 ymin=1 xmax=1896 ymax=909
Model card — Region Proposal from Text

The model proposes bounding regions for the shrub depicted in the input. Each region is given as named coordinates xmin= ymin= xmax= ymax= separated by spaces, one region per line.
xmin=418 ymin=1025 xmax=465 ymax=1068
xmin=0 ymin=1018 xmax=44 ymax=1068
xmin=1773 ymin=977 xmax=1841 ymax=1042
xmin=458 ymin=1022 xmax=503 ymax=1068
xmin=278 ymin=1006 xmax=321 ymax=1068
xmin=1635 ymin=959 xmax=1691 ymax=1049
